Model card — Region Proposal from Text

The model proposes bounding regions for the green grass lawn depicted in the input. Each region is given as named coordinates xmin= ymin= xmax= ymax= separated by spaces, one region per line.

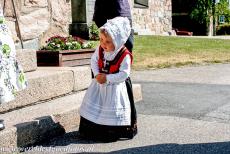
xmin=133 ymin=36 xmax=230 ymax=70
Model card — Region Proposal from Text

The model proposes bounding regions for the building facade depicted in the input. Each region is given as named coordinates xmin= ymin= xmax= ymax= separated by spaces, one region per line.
xmin=1 ymin=0 xmax=172 ymax=49
xmin=87 ymin=0 xmax=172 ymax=35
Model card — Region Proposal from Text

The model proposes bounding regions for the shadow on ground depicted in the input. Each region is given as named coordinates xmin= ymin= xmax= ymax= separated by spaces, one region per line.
xmin=38 ymin=131 xmax=230 ymax=154
xmin=107 ymin=142 xmax=230 ymax=154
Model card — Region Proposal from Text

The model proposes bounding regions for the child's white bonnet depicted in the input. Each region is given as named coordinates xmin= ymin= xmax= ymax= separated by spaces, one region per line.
xmin=100 ymin=17 xmax=131 ymax=52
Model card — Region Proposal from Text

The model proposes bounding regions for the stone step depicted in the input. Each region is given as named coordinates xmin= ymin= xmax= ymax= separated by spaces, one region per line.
xmin=0 ymin=66 xmax=92 ymax=113
xmin=0 ymin=84 xmax=142 ymax=148
xmin=16 ymin=49 xmax=37 ymax=72
xmin=0 ymin=91 xmax=85 ymax=148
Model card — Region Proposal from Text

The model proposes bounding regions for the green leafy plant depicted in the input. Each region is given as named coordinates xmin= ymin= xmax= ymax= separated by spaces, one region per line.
xmin=216 ymin=24 xmax=230 ymax=34
xmin=41 ymin=35 xmax=95 ymax=51
xmin=190 ymin=0 xmax=213 ymax=25
xmin=89 ymin=22 xmax=99 ymax=40
xmin=215 ymin=0 xmax=230 ymax=24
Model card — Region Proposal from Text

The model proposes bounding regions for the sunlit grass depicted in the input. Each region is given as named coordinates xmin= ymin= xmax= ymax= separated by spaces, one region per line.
xmin=132 ymin=36 xmax=230 ymax=70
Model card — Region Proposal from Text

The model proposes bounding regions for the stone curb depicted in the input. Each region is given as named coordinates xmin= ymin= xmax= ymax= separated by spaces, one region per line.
xmin=0 ymin=68 xmax=74 ymax=113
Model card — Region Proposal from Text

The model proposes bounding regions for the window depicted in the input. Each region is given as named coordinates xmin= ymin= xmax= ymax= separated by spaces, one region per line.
xmin=219 ymin=15 xmax=225 ymax=24
xmin=134 ymin=0 xmax=149 ymax=8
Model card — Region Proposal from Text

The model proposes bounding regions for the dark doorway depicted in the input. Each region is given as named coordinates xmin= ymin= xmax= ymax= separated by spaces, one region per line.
xmin=172 ymin=0 xmax=207 ymax=35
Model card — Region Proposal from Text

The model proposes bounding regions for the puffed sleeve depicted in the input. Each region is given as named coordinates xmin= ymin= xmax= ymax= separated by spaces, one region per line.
xmin=106 ymin=54 xmax=131 ymax=84
xmin=91 ymin=46 xmax=100 ymax=77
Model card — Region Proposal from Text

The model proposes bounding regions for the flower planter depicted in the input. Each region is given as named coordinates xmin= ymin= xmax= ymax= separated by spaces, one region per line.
xmin=36 ymin=49 xmax=95 ymax=67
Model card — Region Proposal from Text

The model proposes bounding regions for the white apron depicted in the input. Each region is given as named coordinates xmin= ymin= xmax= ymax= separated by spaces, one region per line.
xmin=80 ymin=79 xmax=131 ymax=126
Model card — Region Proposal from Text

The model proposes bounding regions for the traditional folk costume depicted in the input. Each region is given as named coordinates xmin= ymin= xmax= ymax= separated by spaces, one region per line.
xmin=0 ymin=6 xmax=28 ymax=131
xmin=0 ymin=7 xmax=27 ymax=104
xmin=79 ymin=17 xmax=137 ymax=142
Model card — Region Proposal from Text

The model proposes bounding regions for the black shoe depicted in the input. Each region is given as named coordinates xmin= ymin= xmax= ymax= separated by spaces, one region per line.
xmin=0 ymin=120 xmax=5 ymax=131
xmin=121 ymin=127 xmax=138 ymax=139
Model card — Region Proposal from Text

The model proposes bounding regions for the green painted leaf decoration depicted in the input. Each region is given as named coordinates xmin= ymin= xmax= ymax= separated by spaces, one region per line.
xmin=0 ymin=17 xmax=5 ymax=24
xmin=12 ymin=88 xmax=17 ymax=96
xmin=2 ymin=44 xmax=11 ymax=56
xmin=19 ymin=72 xmax=25 ymax=84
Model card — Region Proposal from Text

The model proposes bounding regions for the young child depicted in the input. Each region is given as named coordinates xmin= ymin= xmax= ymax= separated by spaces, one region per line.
xmin=79 ymin=17 xmax=137 ymax=142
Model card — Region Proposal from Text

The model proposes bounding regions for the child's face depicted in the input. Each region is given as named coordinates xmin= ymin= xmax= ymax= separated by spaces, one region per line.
xmin=99 ymin=32 xmax=115 ymax=52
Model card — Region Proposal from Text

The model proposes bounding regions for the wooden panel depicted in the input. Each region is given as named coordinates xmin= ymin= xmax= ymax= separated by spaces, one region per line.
xmin=62 ymin=58 xmax=91 ymax=66
xmin=59 ymin=49 xmax=95 ymax=54
xmin=37 ymin=51 xmax=60 ymax=66
xmin=62 ymin=52 xmax=93 ymax=61
xmin=36 ymin=49 xmax=94 ymax=67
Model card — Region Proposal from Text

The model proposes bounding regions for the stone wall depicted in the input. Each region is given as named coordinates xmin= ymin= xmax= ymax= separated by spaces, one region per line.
xmin=1 ymin=0 xmax=172 ymax=49
xmin=131 ymin=0 xmax=172 ymax=35
xmin=87 ymin=0 xmax=172 ymax=35
xmin=1 ymin=0 xmax=71 ymax=49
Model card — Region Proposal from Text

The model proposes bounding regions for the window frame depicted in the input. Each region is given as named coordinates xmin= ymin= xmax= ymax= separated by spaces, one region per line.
xmin=134 ymin=0 xmax=149 ymax=8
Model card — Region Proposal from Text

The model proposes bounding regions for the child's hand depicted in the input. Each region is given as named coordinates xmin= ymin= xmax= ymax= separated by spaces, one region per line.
xmin=96 ymin=73 xmax=107 ymax=84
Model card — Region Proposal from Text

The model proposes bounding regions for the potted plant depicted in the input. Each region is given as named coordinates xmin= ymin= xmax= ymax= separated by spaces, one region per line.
xmin=37 ymin=35 xmax=96 ymax=67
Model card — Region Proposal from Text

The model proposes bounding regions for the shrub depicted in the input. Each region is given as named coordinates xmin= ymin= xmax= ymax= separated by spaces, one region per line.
xmin=89 ymin=22 xmax=99 ymax=40
xmin=216 ymin=24 xmax=230 ymax=35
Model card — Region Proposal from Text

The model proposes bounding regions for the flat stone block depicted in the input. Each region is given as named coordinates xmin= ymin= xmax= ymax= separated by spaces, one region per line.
xmin=0 ymin=68 xmax=74 ymax=113
xmin=16 ymin=49 xmax=37 ymax=72
xmin=0 ymin=91 xmax=85 ymax=148
xmin=39 ymin=66 xmax=92 ymax=91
